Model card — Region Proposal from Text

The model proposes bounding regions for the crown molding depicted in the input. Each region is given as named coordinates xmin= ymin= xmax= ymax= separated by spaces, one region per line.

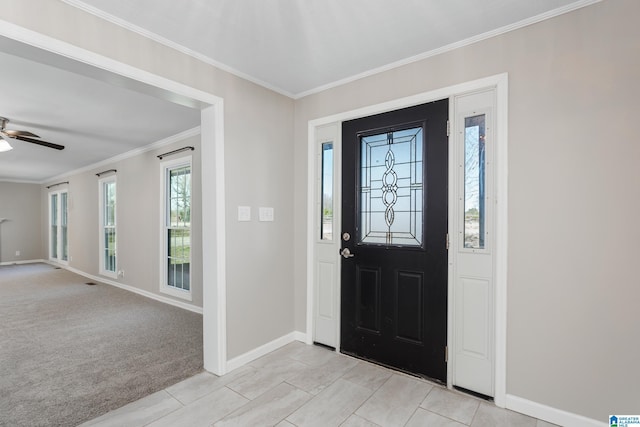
xmin=42 ymin=126 xmax=200 ymax=185
xmin=63 ymin=0 xmax=600 ymax=100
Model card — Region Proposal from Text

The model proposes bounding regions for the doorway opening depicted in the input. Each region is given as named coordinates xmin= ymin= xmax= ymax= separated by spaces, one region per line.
xmin=0 ymin=22 xmax=228 ymax=375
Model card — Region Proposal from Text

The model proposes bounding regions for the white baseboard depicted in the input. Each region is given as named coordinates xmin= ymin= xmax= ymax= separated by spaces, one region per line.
xmin=506 ymin=394 xmax=606 ymax=427
xmin=61 ymin=264 xmax=203 ymax=314
xmin=292 ymin=330 xmax=307 ymax=343
xmin=226 ymin=331 xmax=307 ymax=373
xmin=0 ymin=258 xmax=46 ymax=266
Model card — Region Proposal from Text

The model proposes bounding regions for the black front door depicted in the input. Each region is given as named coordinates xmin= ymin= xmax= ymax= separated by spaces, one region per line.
xmin=340 ymin=100 xmax=448 ymax=381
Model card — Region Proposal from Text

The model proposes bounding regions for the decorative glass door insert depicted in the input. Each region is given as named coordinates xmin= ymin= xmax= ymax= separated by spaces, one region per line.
xmin=359 ymin=126 xmax=423 ymax=247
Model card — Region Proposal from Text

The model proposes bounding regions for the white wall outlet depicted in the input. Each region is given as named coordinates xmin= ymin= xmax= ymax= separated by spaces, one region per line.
xmin=259 ymin=207 xmax=274 ymax=222
xmin=238 ymin=206 xmax=251 ymax=222
xmin=118 ymin=270 xmax=125 ymax=278
xmin=15 ymin=250 xmax=20 ymax=257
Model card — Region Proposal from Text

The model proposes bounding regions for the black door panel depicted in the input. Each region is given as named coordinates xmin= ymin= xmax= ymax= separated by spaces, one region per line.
xmin=340 ymin=100 xmax=448 ymax=381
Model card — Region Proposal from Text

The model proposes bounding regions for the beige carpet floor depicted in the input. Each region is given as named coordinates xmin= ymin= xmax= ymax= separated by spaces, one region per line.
xmin=0 ymin=263 xmax=203 ymax=427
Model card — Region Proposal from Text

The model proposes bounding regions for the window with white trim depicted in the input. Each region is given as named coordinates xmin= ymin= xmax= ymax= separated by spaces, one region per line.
xmin=49 ymin=189 xmax=69 ymax=263
xmin=99 ymin=176 xmax=117 ymax=277
xmin=160 ymin=156 xmax=192 ymax=300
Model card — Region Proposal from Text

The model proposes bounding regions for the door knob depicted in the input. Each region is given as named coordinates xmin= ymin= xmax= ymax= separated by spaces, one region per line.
xmin=340 ymin=248 xmax=355 ymax=258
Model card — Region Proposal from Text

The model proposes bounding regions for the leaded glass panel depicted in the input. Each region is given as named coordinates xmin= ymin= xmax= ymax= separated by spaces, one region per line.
xmin=360 ymin=127 xmax=423 ymax=246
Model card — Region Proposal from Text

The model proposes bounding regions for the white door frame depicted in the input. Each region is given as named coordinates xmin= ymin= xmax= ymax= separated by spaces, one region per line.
xmin=0 ymin=21 xmax=228 ymax=375
xmin=306 ymin=73 xmax=508 ymax=406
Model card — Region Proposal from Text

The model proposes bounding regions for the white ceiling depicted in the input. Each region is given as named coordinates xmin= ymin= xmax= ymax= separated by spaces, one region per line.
xmin=0 ymin=0 xmax=596 ymax=182
xmin=65 ymin=0 xmax=595 ymax=97
xmin=0 ymin=37 xmax=201 ymax=183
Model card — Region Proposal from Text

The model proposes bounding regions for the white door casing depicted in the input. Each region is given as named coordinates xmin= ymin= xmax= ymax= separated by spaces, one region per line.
xmin=307 ymin=73 xmax=508 ymax=405
xmin=0 ymin=21 xmax=228 ymax=376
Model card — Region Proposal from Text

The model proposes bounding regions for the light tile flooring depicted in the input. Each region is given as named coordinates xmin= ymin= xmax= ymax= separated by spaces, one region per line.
xmin=81 ymin=342 xmax=557 ymax=427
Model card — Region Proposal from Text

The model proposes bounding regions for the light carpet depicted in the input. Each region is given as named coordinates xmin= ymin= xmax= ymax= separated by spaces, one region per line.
xmin=0 ymin=263 xmax=203 ymax=427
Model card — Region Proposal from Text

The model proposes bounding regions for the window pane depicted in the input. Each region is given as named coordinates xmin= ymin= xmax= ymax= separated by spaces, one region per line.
xmin=104 ymin=227 xmax=116 ymax=272
xmin=61 ymin=193 xmax=68 ymax=226
xmin=103 ymin=182 xmax=116 ymax=226
xmin=51 ymin=194 xmax=58 ymax=225
xmin=464 ymin=115 xmax=486 ymax=249
xmin=50 ymin=194 xmax=58 ymax=259
xmin=359 ymin=127 xmax=423 ymax=247
xmin=169 ymin=166 xmax=191 ymax=227
xmin=61 ymin=225 xmax=68 ymax=261
xmin=51 ymin=224 xmax=58 ymax=259
xmin=167 ymin=228 xmax=190 ymax=291
xmin=61 ymin=193 xmax=68 ymax=261
xmin=321 ymin=142 xmax=333 ymax=240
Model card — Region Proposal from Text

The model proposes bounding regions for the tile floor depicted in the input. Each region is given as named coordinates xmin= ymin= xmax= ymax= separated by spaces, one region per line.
xmin=81 ymin=342 xmax=557 ymax=427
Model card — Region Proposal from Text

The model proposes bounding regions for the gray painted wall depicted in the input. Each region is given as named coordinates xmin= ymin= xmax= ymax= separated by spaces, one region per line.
xmin=2 ymin=0 xmax=637 ymax=422
xmin=293 ymin=0 xmax=639 ymax=421
xmin=0 ymin=182 xmax=42 ymax=263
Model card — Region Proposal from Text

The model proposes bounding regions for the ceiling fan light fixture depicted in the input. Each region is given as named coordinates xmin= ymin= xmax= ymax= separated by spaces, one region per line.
xmin=0 ymin=137 xmax=13 ymax=152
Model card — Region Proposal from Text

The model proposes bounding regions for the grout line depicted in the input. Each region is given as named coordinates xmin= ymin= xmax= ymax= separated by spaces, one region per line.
xmin=162 ymin=388 xmax=187 ymax=407
xmin=403 ymin=405 xmax=422 ymax=427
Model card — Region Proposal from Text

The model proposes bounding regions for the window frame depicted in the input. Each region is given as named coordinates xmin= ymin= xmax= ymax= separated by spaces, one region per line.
xmin=458 ymin=108 xmax=493 ymax=254
xmin=320 ymin=141 xmax=334 ymax=242
xmin=98 ymin=176 xmax=117 ymax=278
xmin=48 ymin=189 xmax=69 ymax=264
xmin=160 ymin=155 xmax=193 ymax=301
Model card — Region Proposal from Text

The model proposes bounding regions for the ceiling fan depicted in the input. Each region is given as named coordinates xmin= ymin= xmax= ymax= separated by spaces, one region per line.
xmin=0 ymin=117 xmax=65 ymax=151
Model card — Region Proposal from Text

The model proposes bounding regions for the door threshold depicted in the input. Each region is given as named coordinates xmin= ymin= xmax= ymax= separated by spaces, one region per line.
xmin=340 ymin=350 xmax=446 ymax=386
xmin=453 ymin=386 xmax=493 ymax=401
xmin=313 ymin=342 xmax=336 ymax=351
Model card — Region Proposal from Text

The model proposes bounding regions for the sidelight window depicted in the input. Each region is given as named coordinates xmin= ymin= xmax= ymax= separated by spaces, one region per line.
xmin=463 ymin=114 xmax=486 ymax=249
xmin=321 ymin=142 xmax=334 ymax=240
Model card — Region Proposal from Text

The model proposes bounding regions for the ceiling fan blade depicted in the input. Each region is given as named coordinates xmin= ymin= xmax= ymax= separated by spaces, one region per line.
xmin=13 ymin=135 xmax=65 ymax=150
xmin=4 ymin=129 xmax=40 ymax=138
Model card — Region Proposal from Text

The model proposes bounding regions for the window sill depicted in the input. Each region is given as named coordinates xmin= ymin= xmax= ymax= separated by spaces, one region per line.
xmin=99 ymin=270 xmax=118 ymax=280
xmin=160 ymin=285 xmax=193 ymax=302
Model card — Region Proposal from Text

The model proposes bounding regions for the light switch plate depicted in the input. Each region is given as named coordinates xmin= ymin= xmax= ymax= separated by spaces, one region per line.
xmin=238 ymin=206 xmax=251 ymax=222
xmin=259 ymin=207 xmax=274 ymax=222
